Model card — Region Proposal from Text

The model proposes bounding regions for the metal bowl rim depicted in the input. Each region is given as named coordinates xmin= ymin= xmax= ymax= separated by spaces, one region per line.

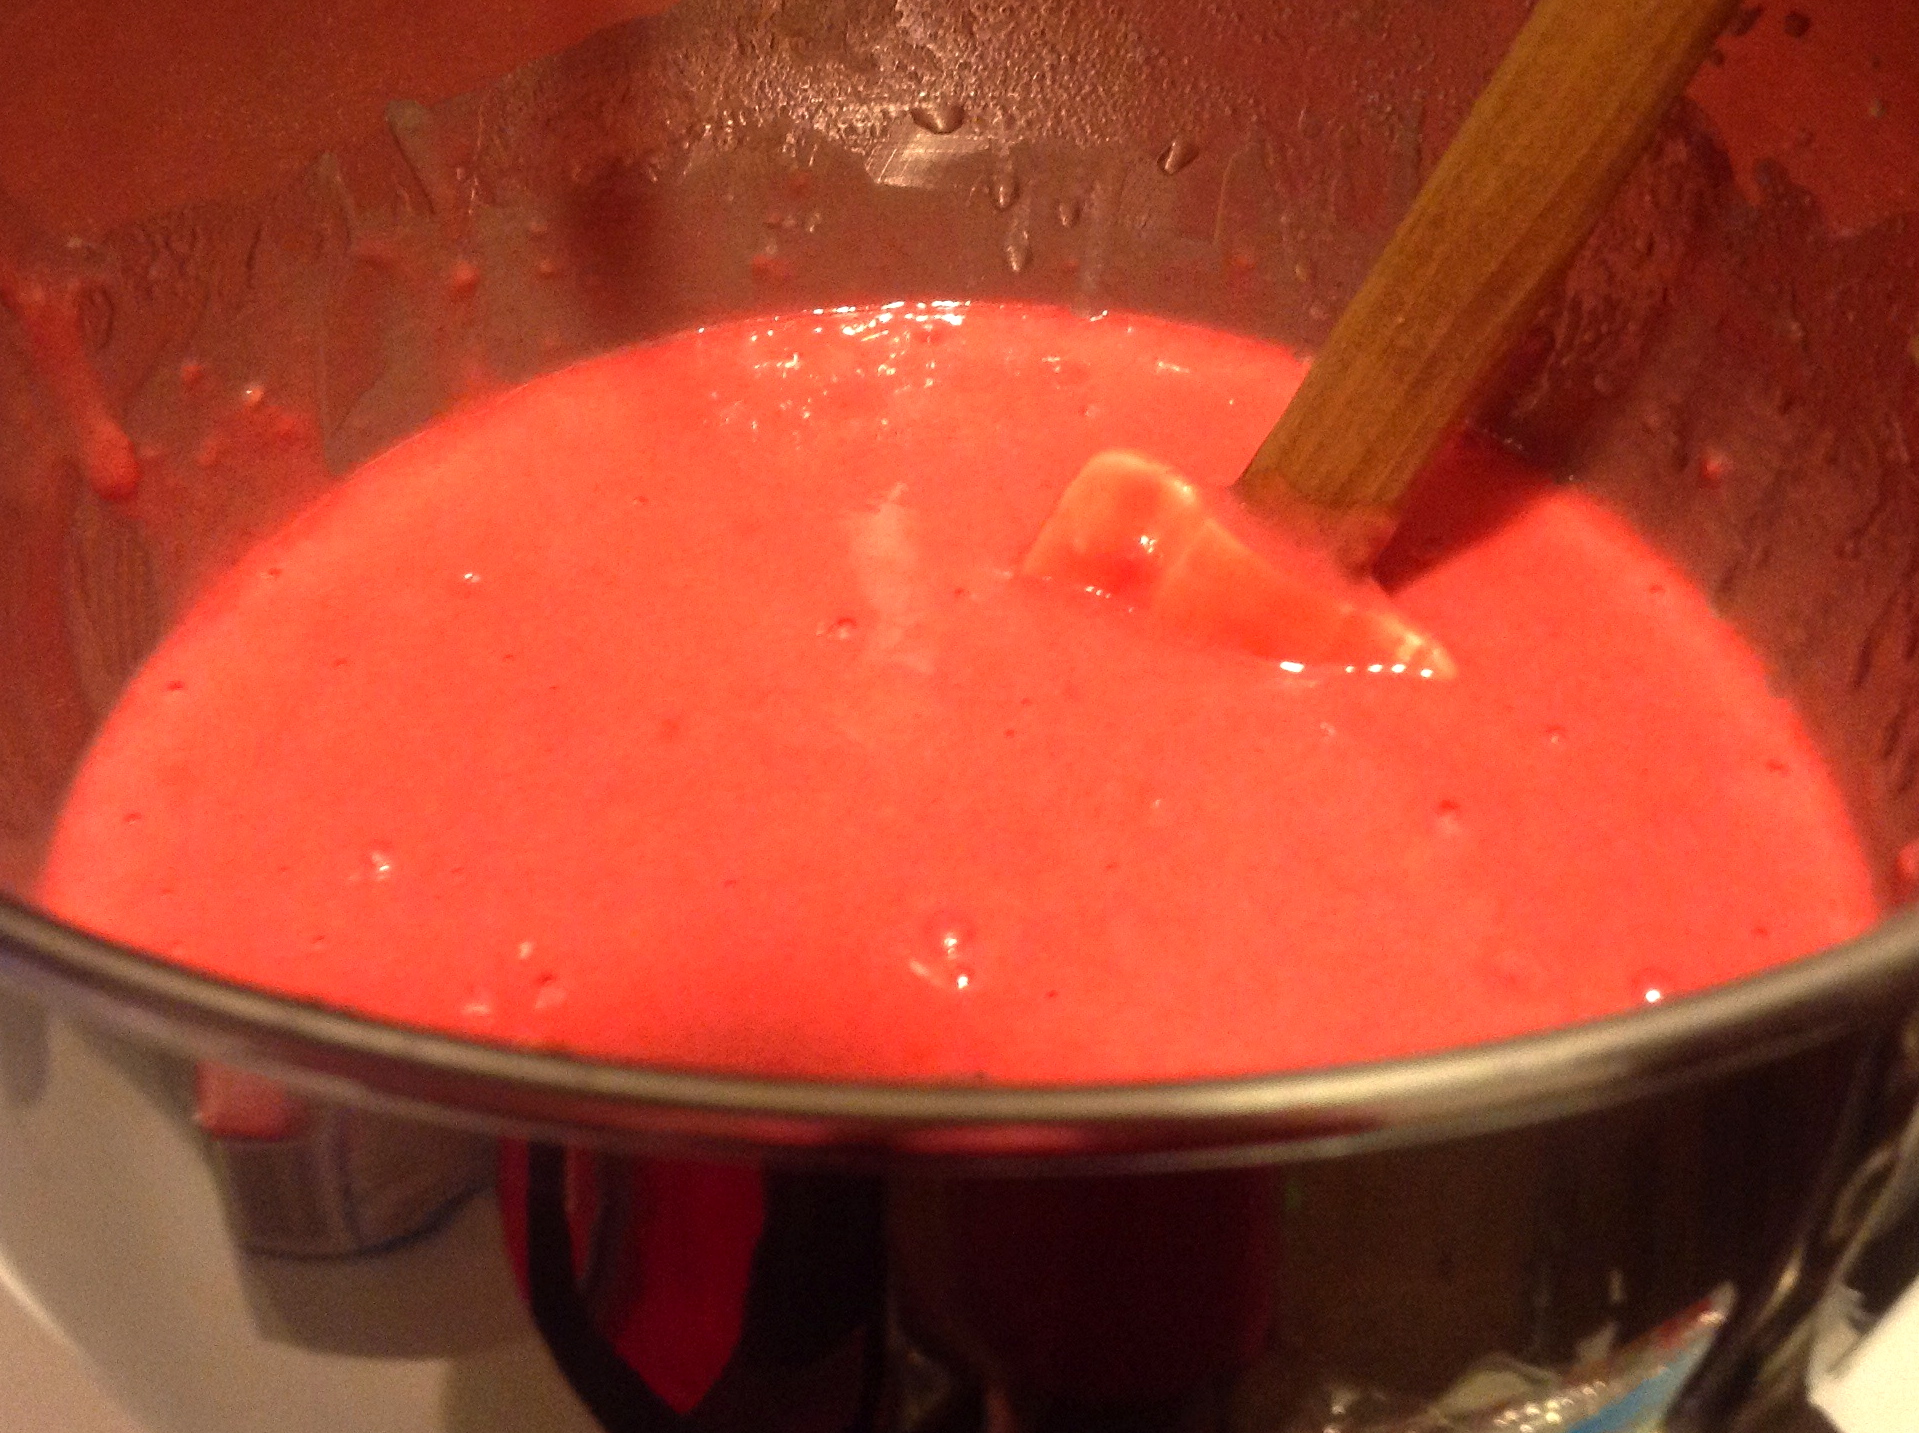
xmin=3 ymin=893 xmax=1917 ymax=1162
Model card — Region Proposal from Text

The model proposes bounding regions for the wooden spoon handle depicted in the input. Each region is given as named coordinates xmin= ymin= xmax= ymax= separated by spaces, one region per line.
xmin=1235 ymin=0 xmax=1742 ymax=533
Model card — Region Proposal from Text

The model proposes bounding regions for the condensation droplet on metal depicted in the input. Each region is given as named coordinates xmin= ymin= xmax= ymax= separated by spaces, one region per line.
xmin=992 ymin=172 xmax=1021 ymax=211
xmin=910 ymin=101 xmax=966 ymax=135
xmin=447 ymin=257 xmax=481 ymax=297
xmin=1057 ymin=197 xmax=1082 ymax=228
xmin=1895 ymin=838 xmax=1919 ymax=902
xmin=1158 ymin=137 xmax=1200 ymax=175
xmin=1004 ymin=229 xmax=1033 ymax=275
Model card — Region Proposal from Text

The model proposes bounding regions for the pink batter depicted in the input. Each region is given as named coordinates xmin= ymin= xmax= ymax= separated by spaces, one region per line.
xmin=36 ymin=303 xmax=1879 ymax=1084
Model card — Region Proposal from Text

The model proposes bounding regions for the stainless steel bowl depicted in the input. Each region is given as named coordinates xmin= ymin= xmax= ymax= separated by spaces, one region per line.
xmin=4 ymin=3 xmax=1919 ymax=1430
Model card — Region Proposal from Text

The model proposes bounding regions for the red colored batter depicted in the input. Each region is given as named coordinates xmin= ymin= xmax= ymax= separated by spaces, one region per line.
xmin=36 ymin=303 xmax=1878 ymax=1084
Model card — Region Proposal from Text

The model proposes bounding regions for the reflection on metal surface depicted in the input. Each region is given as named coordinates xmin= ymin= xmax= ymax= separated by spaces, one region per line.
xmin=1807 ymin=1086 xmax=1919 ymax=1427
xmin=1281 ymin=1287 xmax=1732 ymax=1432
xmin=0 ymin=989 xmax=47 ymax=1107
xmin=1813 ymin=1279 xmax=1919 ymax=1433
xmin=207 ymin=1103 xmax=493 ymax=1259
xmin=0 ymin=1014 xmax=599 ymax=1433
xmin=508 ymin=1139 xmax=1758 ymax=1432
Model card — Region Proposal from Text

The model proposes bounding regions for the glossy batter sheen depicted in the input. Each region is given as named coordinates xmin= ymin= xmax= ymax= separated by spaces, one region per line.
xmin=36 ymin=303 xmax=1879 ymax=1084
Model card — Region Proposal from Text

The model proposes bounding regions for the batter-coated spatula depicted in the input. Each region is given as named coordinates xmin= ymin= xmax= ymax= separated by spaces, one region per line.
xmin=1024 ymin=0 xmax=1744 ymax=675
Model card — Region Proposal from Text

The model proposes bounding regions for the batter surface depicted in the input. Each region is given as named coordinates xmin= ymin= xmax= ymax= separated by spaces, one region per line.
xmin=37 ymin=303 xmax=1879 ymax=1083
